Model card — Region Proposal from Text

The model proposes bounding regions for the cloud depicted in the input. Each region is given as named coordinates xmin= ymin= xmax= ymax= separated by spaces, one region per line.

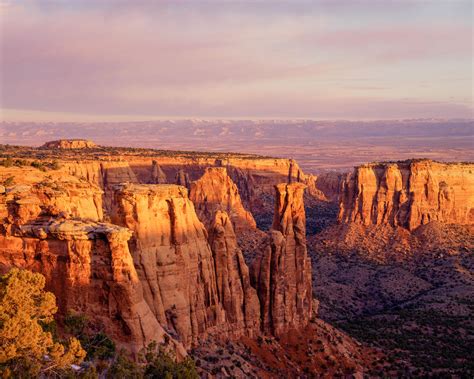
xmin=299 ymin=24 xmax=472 ymax=63
xmin=0 ymin=1 xmax=472 ymax=119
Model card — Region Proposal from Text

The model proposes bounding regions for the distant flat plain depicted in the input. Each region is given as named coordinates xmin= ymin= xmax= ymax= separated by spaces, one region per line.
xmin=2 ymin=119 xmax=472 ymax=173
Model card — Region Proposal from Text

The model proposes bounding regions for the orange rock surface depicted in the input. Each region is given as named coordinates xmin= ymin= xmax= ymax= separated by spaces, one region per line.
xmin=41 ymin=139 xmax=97 ymax=149
xmin=252 ymin=183 xmax=313 ymax=335
xmin=208 ymin=211 xmax=261 ymax=336
xmin=111 ymin=183 xmax=225 ymax=347
xmin=189 ymin=167 xmax=256 ymax=232
xmin=339 ymin=160 xmax=474 ymax=230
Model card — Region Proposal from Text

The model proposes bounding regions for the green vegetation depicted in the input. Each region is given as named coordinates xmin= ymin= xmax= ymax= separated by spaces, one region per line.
xmin=142 ymin=342 xmax=198 ymax=379
xmin=0 ymin=144 xmax=272 ymax=162
xmin=64 ymin=313 xmax=116 ymax=361
xmin=2 ymin=176 xmax=15 ymax=187
xmin=0 ymin=269 xmax=86 ymax=377
xmin=0 ymin=157 xmax=62 ymax=171
xmin=0 ymin=268 xmax=200 ymax=378
xmin=338 ymin=307 xmax=474 ymax=376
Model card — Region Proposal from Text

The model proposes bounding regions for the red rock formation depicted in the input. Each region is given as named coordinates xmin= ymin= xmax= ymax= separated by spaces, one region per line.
xmin=252 ymin=183 xmax=313 ymax=336
xmin=150 ymin=160 xmax=167 ymax=184
xmin=175 ymin=169 xmax=191 ymax=189
xmin=315 ymin=172 xmax=343 ymax=202
xmin=0 ymin=148 xmax=319 ymax=357
xmin=41 ymin=139 xmax=97 ymax=149
xmin=339 ymin=160 xmax=474 ymax=230
xmin=208 ymin=211 xmax=260 ymax=336
xmin=1 ymin=181 xmax=103 ymax=225
xmin=111 ymin=184 xmax=224 ymax=347
xmin=189 ymin=167 xmax=256 ymax=232
xmin=0 ymin=219 xmax=185 ymax=357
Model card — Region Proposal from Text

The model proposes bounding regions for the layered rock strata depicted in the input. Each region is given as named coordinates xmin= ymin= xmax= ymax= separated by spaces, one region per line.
xmin=111 ymin=184 xmax=225 ymax=347
xmin=1 ymin=181 xmax=103 ymax=226
xmin=252 ymin=183 xmax=313 ymax=335
xmin=208 ymin=211 xmax=260 ymax=336
xmin=41 ymin=139 xmax=97 ymax=149
xmin=189 ymin=167 xmax=256 ymax=232
xmin=339 ymin=160 xmax=474 ymax=230
xmin=0 ymin=218 xmax=184 ymax=356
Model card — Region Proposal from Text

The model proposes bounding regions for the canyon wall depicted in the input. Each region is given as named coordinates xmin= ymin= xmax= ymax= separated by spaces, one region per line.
xmin=111 ymin=184 xmax=224 ymax=347
xmin=252 ymin=183 xmax=313 ymax=335
xmin=0 ymin=146 xmax=317 ymax=356
xmin=189 ymin=167 xmax=256 ymax=232
xmin=0 ymin=175 xmax=103 ymax=225
xmin=208 ymin=211 xmax=261 ymax=336
xmin=62 ymin=155 xmax=322 ymax=221
xmin=338 ymin=160 xmax=474 ymax=230
xmin=0 ymin=217 xmax=183 ymax=356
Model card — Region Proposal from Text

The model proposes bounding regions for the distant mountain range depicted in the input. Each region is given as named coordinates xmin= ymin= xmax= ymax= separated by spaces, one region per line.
xmin=1 ymin=119 xmax=473 ymax=172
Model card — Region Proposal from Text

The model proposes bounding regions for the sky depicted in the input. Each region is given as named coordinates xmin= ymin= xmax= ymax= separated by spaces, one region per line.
xmin=0 ymin=0 xmax=472 ymax=121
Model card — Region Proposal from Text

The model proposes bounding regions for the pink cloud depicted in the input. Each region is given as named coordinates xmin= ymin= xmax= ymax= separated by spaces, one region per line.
xmin=299 ymin=24 xmax=472 ymax=62
xmin=1 ymin=2 xmax=472 ymax=119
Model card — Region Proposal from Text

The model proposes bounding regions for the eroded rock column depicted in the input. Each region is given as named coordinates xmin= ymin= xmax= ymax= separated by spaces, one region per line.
xmin=252 ymin=183 xmax=313 ymax=336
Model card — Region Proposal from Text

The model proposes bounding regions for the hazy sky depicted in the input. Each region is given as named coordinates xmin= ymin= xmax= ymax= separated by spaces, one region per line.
xmin=1 ymin=0 xmax=472 ymax=121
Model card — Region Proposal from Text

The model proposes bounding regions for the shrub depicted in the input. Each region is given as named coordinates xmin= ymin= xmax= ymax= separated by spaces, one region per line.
xmin=50 ymin=160 xmax=61 ymax=170
xmin=3 ymin=176 xmax=15 ymax=187
xmin=0 ymin=268 xmax=86 ymax=376
xmin=107 ymin=350 xmax=142 ymax=379
xmin=142 ymin=341 xmax=198 ymax=379
xmin=0 ymin=158 xmax=13 ymax=168
xmin=31 ymin=160 xmax=46 ymax=171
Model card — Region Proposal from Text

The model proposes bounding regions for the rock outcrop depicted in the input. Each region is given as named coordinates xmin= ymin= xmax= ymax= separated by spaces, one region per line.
xmin=189 ymin=167 xmax=256 ymax=232
xmin=208 ymin=211 xmax=260 ymax=336
xmin=315 ymin=172 xmax=344 ymax=202
xmin=0 ymin=145 xmax=320 ymax=358
xmin=41 ymin=139 xmax=97 ymax=149
xmin=150 ymin=161 xmax=167 ymax=184
xmin=252 ymin=183 xmax=313 ymax=336
xmin=339 ymin=160 xmax=474 ymax=230
xmin=0 ymin=218 xmax=184 ymax=356
xmin=175 ymin=169 xmax=191 ymax=189
xmin=1 ymin=181 xmax=103 ymax=226
xmin=111 ymin=184 xmax=224 ymax=347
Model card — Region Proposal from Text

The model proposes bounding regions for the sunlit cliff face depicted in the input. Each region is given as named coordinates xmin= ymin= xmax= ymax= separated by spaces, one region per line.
xmin=1 ymin=0 xmax=472 ymax=121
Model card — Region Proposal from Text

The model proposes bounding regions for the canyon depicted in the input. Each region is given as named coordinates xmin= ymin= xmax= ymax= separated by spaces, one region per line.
xmin=0 ymin=140 xmax=472 ymax=377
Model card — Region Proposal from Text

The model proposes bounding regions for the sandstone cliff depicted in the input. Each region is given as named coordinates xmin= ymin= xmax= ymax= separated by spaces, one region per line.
xmin=0 ymin=217 xmax=184 ymax=356
xmin=111 ymin=184 xmax=225 ymax=347
xmin=252 ymin=183 xmax=313 ymax=335
xmin=0 ymin=179 xmax=103 ymax=226
xmin=58 ymin=152 xmax=317 ymax=229
xmin=339 ymin=160 xmax=474 ymax=230
xmin=41 ymin=139 xmax=97 ymax=149
xmin=189 ymin=167 xmax=256 ymax=232
xmin=315 ymin=172 xmax=343 ymax=202
xmin=208 ymin=211 xmax=260 ymax=336
xmin=0 ymin=145 xmax=319 ymax=358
